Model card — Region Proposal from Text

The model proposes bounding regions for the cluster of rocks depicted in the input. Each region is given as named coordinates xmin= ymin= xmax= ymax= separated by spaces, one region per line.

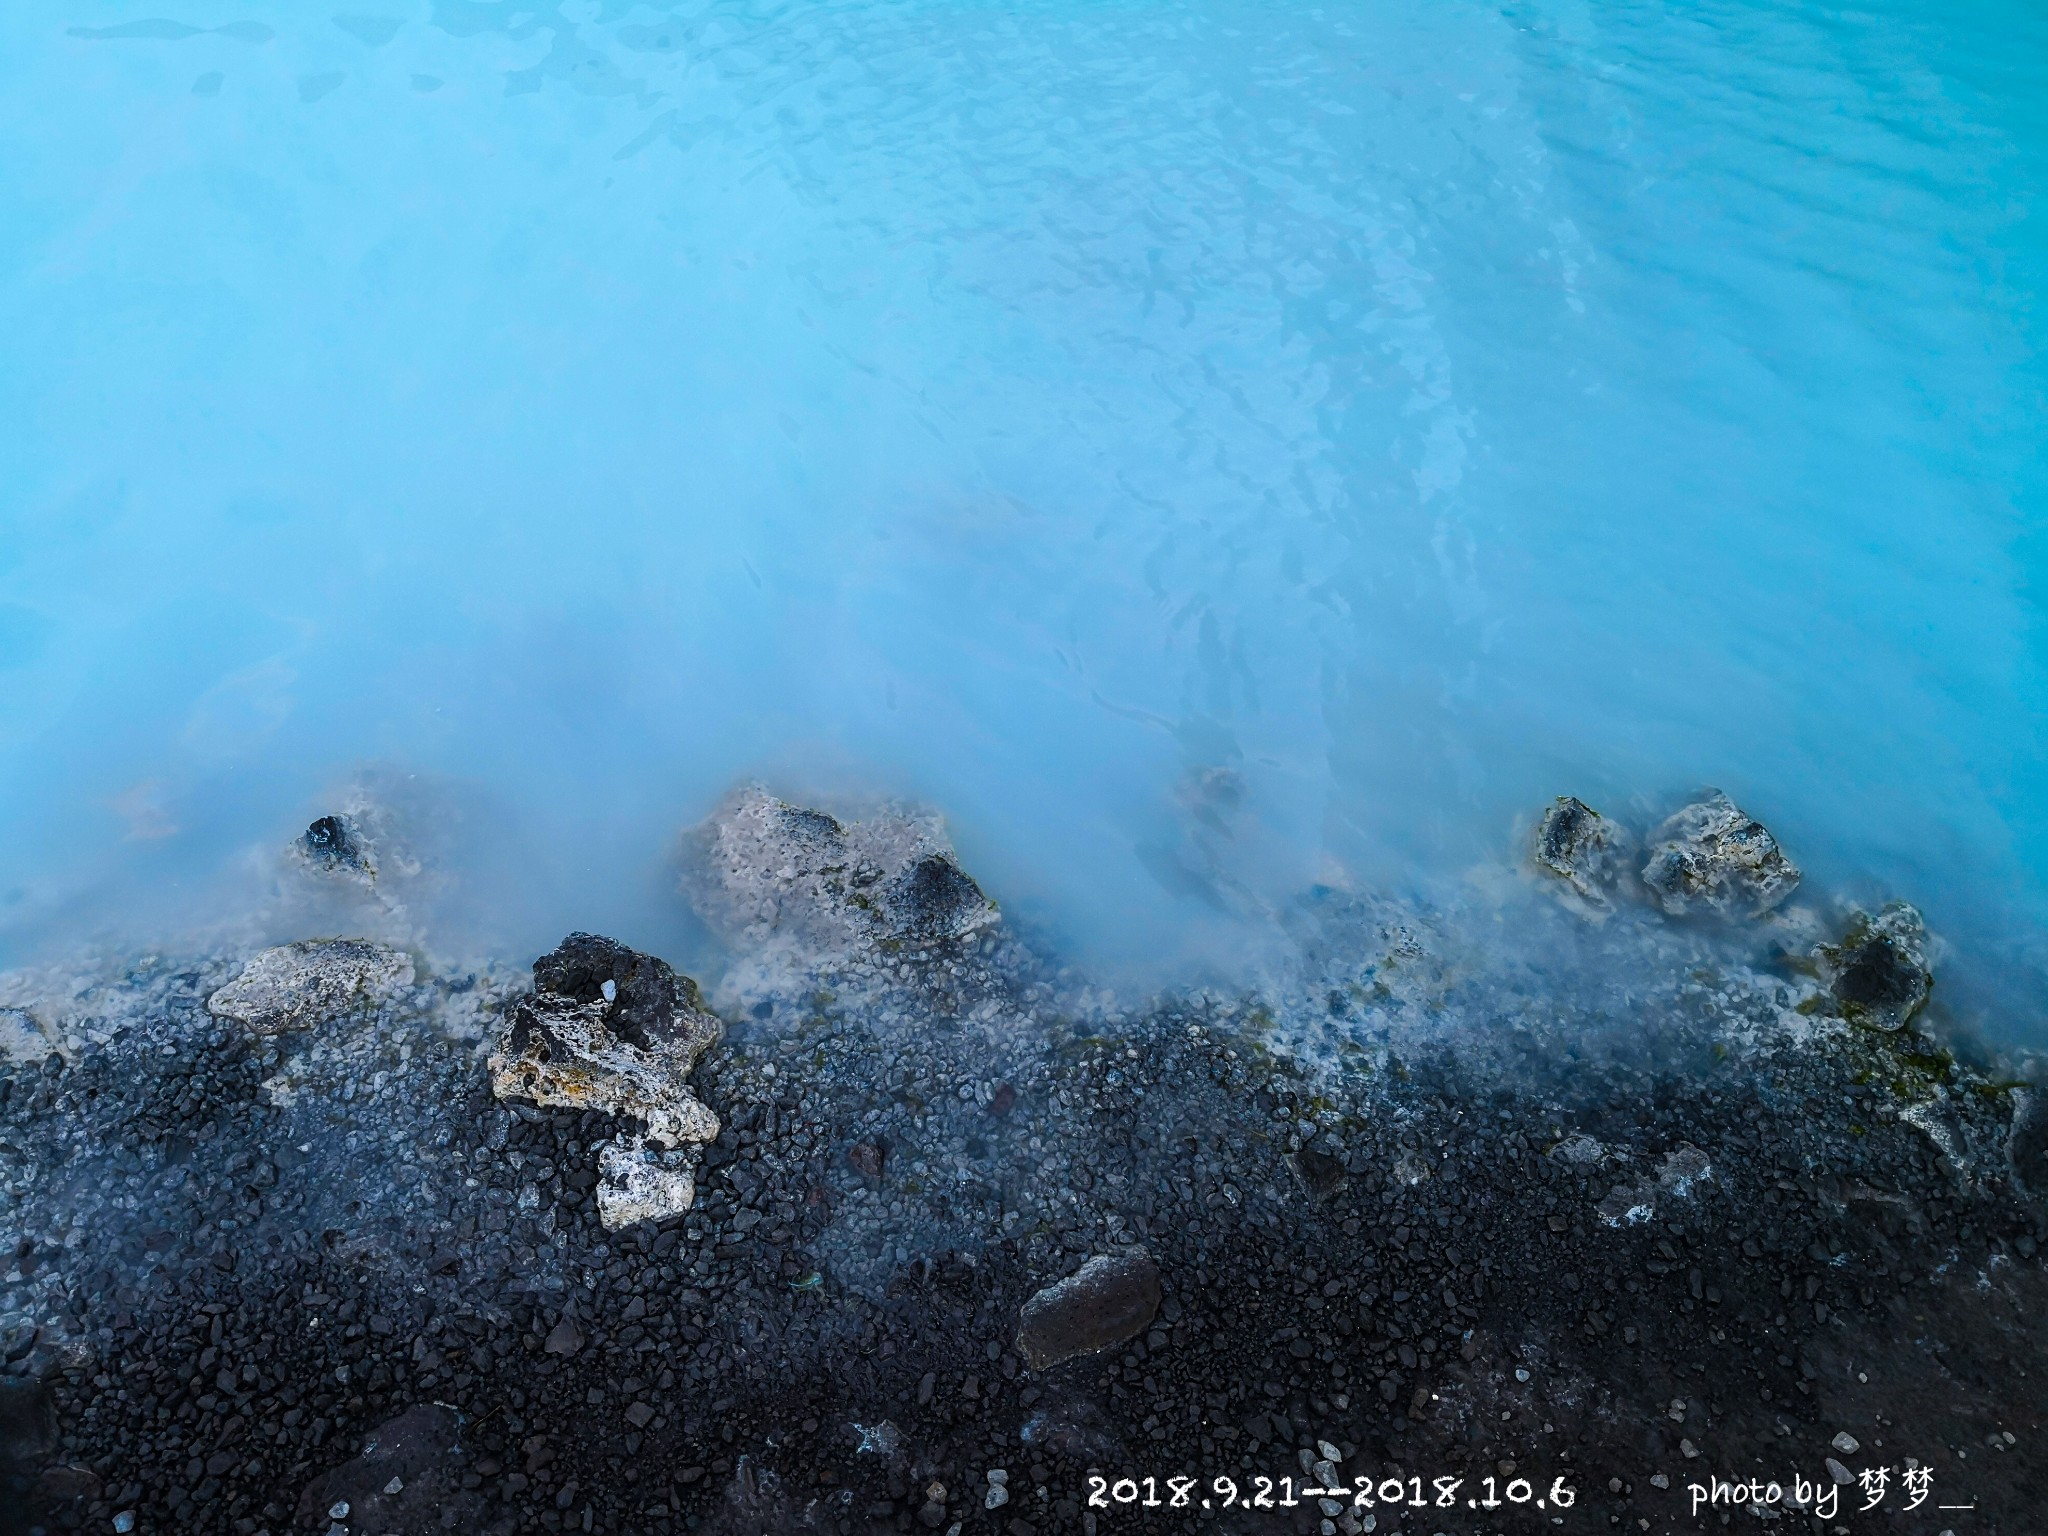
xmin=1534 ymin=790 xmax=1803 ymax=921
xmin=0 ymin=787 xmax=2041 ymax=1536
xmin=1533 ymin=791 xmax=1934 ymax=1032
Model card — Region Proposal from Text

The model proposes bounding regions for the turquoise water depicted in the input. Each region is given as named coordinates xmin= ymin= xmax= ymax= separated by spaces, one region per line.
xmin=2 ymin=3 xmax=2044 ymax=1020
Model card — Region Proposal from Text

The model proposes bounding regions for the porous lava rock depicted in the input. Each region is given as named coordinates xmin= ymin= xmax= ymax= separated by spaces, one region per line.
xmin=206 ymin=940 xmax=415 ymax=1034
xmin=1015 ymin=1249 xmax=1163 ymax=1370
xmin=1640 ymin=790 xmax=1800 ymax=918
xmin=682 ymin=786 xmax=998 ymax=999
xmin=489 ymin=933 xmax=721 ymax=1227
xmin=300 ymin=814 xmax=369 ymax=875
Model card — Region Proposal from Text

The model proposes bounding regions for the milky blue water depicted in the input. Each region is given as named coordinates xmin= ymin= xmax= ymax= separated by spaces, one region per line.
xmin=2 ymin=3 xmax=2044 ymax=1026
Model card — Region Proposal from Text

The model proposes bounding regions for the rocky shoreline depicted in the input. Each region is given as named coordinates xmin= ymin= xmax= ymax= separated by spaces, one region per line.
xmin=2 ymin=788 xmax=2044 ymax=1535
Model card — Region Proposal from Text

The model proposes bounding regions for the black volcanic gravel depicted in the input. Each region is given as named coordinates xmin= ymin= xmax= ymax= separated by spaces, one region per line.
xmin=2 ymin=888 xmax=2046 ymax=1535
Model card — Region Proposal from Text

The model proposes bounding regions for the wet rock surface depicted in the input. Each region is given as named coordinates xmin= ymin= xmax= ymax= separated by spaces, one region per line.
xmin=1640 ymin=790 xmax=1802 ymax=919
xmin=1818 ymin=902 xmax=1934 ymax=1030
xmin=1015 ymin=1251 xmax=1163 ymax=1371
xmin=1532 ymin=796 xmax=1635 ymax=913
xmin=299 ymin=816 xmax=369 ymax=877
xmin=1 ymin=793 xmax=2044 ymax=1536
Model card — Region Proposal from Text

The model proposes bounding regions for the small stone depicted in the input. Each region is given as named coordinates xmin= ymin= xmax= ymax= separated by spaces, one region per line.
xmin=329 ymin=1502 xmax=351 ymax=1520
xmin=544 ymin=1318 xmax=585 ymax=1357
xmin=849 ymin=1141 xmax=887 ymax=1180
xmin=383 ymin=1475 xmax=404 ymax=1494
xmin=625 ymin=1402 xmax=655 ymax=1428
xmin=1317 ymin=1440 xmax=1343 ymax=1463
xmin=1015 ymin=1249 xmax=1163 ymax=1370
xmin=986 ymin=1483 xmax=1010 ymax=1510
xmin=1649 ymin=1475 xmax=1668 ymax=1490
xmin=1826 ymin=1457 xmax=1853 ymax=1485
xmin=113 ymin=1515 xmax=136 ymax=1535
xmin=1832 ymin=1432 xmax=1861 ymax=1454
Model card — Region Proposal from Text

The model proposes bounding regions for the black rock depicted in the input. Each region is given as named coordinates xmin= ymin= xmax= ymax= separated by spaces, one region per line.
xmin=293 ymin=1405 xmax=484 ymax=1533
xmin=890 ymin=853 xmax=990 ymax=939
xmin=2008 ymin=1090 xmax=2048 ymax=1200
xmin=1015 ymin=1249 xmax=1162 ymax=1370
xmin=1818 ymin=903 xmax=1932 ymax=1030
xmin=1288 ymin=1145 xmax=1348 ymax=1200
xmin=520 ymin=933 xmax=706 ymax=1053
xmin=301 ymin=814 xmax=367 ymax=872
xmin=0 ymin=1377 xmax=56 ymax=1534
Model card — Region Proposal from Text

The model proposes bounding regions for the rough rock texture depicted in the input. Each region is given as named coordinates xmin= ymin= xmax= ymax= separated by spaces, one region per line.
xmin=682 ymin=785 xmax=999 ymax=1008
xmin=1817 ymin=901 xmax=1933 ymax=1030
xmin=292 ymin=1405 xmax=483 ymax=1533
xmin=299 ymin=815 xmax=370 ymax=877
xmin=1640 ymin=790 xmax=1802 ymax=918
xmin=206 ymin=941 xmax=416 ymax=1034
xmin=489 ymin=934 xmax=721 ymax=1228
xmin=0 ymin=1009 xmax=51 ymax=1064
xmin=1531 ymin=795 xmax=1636 ymax=913
xmin=3 ymin=795 xmax=2045 ymax=1536
xmin=1015 ymin=1251 xmax=1163 ymax=1370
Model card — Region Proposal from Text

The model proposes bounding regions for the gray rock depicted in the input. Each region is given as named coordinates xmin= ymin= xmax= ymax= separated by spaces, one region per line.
xmin=1532 ymin=796 xmax=1635 ymax=912
xmin=1816 ymin=902 xmax=1931 ymax=1030
xmin=1015 ymin=1249 xmax=1162 ymax=1370
xmin=1640 ymin=791 xmax=1800 ymax=918
xmin=0 ymin=1007 xmax=51 ymax=1063
xmin=206 ymin=940 xmax=415 ymax=1034
xmin=681 ymin=785 xmax=998 ymax=997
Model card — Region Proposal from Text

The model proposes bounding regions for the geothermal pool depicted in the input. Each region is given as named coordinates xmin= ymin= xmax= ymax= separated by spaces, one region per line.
xmin=2 ymin=1 xmax=2044 ymax=1028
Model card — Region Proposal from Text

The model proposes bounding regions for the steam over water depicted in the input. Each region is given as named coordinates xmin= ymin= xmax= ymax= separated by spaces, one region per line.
xmin=2 ymin=3 xmax=2044 ymax=1027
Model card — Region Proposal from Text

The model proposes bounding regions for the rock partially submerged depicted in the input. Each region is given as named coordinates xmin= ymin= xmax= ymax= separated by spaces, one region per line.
xmin=488 ymin=934 xmax=721 ymax=1229
xmin=683 ymin=786 xmax=998 ymax=989
xmin=1816 ymin=901 xmax=1932 ymax=1030
xmin=1014 ymin=1249 xmax=1162 ymax=1371
xmin=206 ymin=940 xmax=415 ymax=1034
xmin=1640 ymin=790 xmax=1800 ymax=919
xmin=1531 ymin=795 xmax=1636 ymax=912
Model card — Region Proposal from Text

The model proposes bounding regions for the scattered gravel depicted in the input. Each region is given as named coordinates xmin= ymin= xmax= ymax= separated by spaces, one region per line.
xmin=1 ymin=790 xmax=2043 ymax=1535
